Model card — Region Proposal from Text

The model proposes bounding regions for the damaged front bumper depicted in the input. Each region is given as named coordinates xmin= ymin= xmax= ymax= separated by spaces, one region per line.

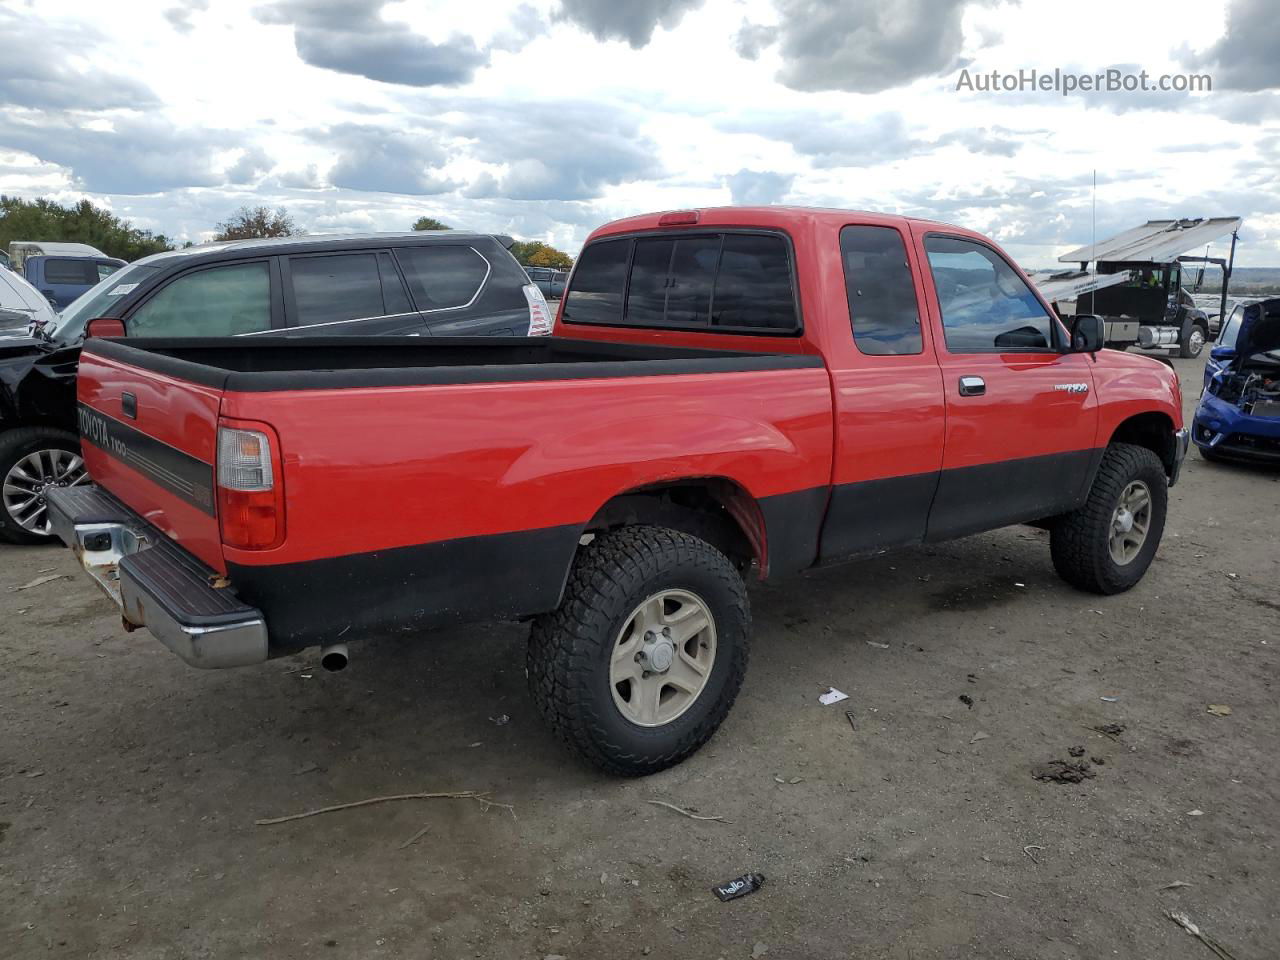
xmin=46 ymin=485 xmax=268 ymax=669
xmin=1192 ymin=392 xmax=1280 ymax=463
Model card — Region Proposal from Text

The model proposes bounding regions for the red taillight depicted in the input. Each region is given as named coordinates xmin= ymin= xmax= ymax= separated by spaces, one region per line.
xmin=216 ymin=423 xmax=284 ymax=550
xmin=659 ymin=210 xmax=700 ymax=226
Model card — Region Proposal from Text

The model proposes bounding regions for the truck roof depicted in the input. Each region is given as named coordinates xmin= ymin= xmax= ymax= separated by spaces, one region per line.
xmin=588 ymin=206 xmax=976 ymax=238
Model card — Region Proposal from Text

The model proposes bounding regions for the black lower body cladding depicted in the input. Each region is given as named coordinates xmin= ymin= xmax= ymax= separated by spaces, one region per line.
xmin=228 ymin=523 xmax=583 ymax=653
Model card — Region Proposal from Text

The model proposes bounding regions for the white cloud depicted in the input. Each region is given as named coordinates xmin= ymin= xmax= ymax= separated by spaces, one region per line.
xmin=0 ymin=0 xmax=1275 ymax=264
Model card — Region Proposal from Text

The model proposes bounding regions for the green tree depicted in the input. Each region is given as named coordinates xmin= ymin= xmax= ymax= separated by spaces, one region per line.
xmin=0 ymin=195 xmax=173 ymax=261
xmin=412 ymin=216 xmax=451 ymax=231
xmin=508 ymin=240 xmax=573 ymax=269
xmin=214 ymin=206 xmax=297 ymax=241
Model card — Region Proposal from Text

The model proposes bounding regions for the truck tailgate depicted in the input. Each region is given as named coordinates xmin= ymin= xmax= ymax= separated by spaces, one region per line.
xmin=76 ymin=347 xmax=226 ymax=573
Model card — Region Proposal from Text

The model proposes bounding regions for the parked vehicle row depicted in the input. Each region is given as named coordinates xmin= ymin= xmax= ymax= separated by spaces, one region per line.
xmin=0 ymin=230 xmax=552 ymax=542
xmin=47 ymin=206 xmax=1188 ymax=776
xmin=6 ymin=242 xmax=124 ymax=311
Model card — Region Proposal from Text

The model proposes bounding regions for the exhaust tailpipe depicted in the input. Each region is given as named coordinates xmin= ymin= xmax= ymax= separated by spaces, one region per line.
xmin=320 ymin=642 xmax=349 ymax=672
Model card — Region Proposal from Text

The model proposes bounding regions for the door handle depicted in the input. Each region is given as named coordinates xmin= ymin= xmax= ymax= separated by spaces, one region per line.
xmin=122 ymin=392 xmax=137 ymax=419
xmin=958 ymin=376 xmax=986 ymax=397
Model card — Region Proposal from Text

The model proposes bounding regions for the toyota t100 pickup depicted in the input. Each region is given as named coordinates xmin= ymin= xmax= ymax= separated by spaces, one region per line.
xmin=50 ymin=207 xmax=1189 ymax=776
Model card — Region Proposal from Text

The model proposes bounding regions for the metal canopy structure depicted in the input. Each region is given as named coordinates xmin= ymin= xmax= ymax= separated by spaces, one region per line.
xmin=1031 ymin=269 xmax=1134 ymax=304
xmin=1058 ymin=217 xmax=1242 ymax=265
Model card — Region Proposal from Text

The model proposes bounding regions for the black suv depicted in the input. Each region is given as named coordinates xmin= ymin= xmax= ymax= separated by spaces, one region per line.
xmin=0 ymin=231 xmax=552 ymax=543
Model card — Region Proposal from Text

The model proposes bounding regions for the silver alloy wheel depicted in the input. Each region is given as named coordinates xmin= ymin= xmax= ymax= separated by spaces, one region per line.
xmin=1187 ymin=328 xmax=1205 ymax=357
xmin=2 ymin=448 xmax=87 ymax=534
xmin=609 ymin=588 xmax=717 ymax=727
xmin=1108 ymin=480 xmax=1152 ymax=565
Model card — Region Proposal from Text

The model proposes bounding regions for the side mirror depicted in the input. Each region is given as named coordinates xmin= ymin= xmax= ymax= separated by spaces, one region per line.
xmin=86 ymin=317 xmax=126 ymax=338
xmin=1069 ymin=314 xmax=1104 ymax=353
xmin=1209 ymin=345 xmax=1235 ymax=363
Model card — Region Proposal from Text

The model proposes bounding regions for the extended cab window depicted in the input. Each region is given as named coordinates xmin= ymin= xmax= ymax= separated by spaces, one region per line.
xmin=565 ymin=232 xmax=798 ymax=333
xmin=841 ymin=226 xmax=922 ymax=355
xmin=290 ymin=253 xmax=400 ymax=326
xmin=924 ymin=236 xmax=1057 ymax=352
xmin=395 ymin=245 xmax=488 ymax=310
xmin=129 ymin=262 xmax=272 ymax=336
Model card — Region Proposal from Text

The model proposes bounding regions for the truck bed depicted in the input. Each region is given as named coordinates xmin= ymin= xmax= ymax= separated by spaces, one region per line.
xmin=74 ymin=335 xmax=835 ymax=652
xmin=86 ymin=336 xmax=820 ymax=391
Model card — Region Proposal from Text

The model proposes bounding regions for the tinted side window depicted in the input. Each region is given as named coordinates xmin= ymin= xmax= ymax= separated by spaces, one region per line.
xmin=396 ymin=245 xmax=488 ymax=310
xmin=712 ymin=234 xmax=797 ymax=331
xmin=562 ymin=238 xmax=629 ymax=325
xmin=129 ymin=262 xmax=271 ymax=336
xmin=290 ymin=253 xmax=385 ymax=326
xmin=841 ymin=226 xmax=922 ymax=355
xmin=924 ymin=236 xmax=1057 ymax=352
xmin=97 ymin=262 xmax=121 ymax=281
xmin=44 ymin=259 xmax=98 ymax=285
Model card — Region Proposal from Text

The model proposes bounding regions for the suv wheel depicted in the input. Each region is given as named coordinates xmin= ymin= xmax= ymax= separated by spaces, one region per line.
xmin=1049 ymin=443 xmax=1168 ymax=594
xmin=527 ymin=525 xmax=750 ymax=776
xmin=0 ymin=428 xmax=86 ymax=545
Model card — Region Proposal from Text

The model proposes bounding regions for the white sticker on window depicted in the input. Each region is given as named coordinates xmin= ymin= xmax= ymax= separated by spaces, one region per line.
xmin=107 ymin=283 xmax=139 ymax=296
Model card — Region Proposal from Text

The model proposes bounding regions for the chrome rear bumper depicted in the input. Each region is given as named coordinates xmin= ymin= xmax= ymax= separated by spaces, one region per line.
xmin=46 ymin=486 xmax=268 ymax=669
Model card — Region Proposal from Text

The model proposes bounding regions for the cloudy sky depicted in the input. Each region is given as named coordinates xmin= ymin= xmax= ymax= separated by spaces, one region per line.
xmin=0 ymin=0 xmax=1276 ymax=265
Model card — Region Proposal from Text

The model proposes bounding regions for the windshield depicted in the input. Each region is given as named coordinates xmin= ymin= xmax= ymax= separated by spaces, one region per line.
xmin=1219 ymin=305 xmax=1243 ymax=346
xmin=48 ymin=261 xmax=163 ymax=343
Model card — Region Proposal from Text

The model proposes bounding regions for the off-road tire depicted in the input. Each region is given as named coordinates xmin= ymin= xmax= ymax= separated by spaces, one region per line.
xmin=527 ymin=525 xmax=750 ymax=776
xmin=0 ymin=427 xmax=80 ymax=545
xmin=1050 ymin=442 xmax=1168 ymax=595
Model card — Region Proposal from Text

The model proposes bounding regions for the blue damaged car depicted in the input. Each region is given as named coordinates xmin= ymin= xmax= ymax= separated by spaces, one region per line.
xmin=1193 ymin=297 xmax=1280 ymax=463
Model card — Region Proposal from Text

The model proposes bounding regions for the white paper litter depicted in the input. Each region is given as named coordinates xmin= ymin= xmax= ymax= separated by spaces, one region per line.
xmin=818 ymin=687 xmax=849 ymax=706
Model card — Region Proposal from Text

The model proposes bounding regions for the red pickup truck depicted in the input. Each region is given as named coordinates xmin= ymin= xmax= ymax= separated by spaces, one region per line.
xmin=49 ymin=207 xmax=1188 ymax=775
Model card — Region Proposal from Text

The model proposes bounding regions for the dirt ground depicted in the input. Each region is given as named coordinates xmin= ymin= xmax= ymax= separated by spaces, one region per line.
xmin=2 ymin=354 xmax=1277 ymax=959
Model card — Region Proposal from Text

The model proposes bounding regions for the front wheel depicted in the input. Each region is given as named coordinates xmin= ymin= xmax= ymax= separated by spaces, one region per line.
xmin=1050 ymin=443 xmax=1168 ymax=594
xmin=527 ymin=525 xmax=750 ymax=776
xmin=1180 ymin=323 xmax=1208 ymax=359
xmin=0 ymin=428 xmax=87 ymax=545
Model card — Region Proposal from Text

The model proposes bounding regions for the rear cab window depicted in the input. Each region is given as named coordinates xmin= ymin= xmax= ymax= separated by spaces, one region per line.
xmin=563 ymin=231 xmax=800 ymax=335
xmin=43 ymin=259 xmax=99 ymax=285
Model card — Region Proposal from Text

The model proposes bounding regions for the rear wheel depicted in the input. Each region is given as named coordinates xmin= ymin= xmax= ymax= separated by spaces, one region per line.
xmin=0 ymin=428 xmax=86 ymax=545
xmin=1050 ymin=443 xmax=1168 ymax=594
xmin=527 ymin=525 xmax=749 ymax=776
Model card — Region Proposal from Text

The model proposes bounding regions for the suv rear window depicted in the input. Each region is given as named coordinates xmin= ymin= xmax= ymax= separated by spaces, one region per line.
xmin=564 ymin=232 xmax=798 ymax=334
xmin=395 ymin=245 xmax=489 ymax=310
